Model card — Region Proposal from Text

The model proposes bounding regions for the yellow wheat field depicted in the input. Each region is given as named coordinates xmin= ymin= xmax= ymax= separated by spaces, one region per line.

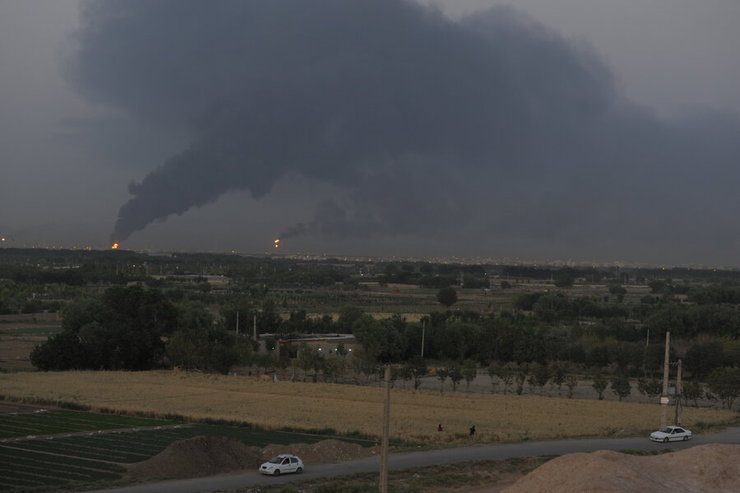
xmin=0 ymin=370 xmax=734 ymax=444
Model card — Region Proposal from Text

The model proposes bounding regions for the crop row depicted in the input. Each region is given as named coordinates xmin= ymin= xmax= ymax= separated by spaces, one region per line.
xmin=5 ymin=424 xmax=355 ymax=462
xmin=0 ymin=445 xmax=126 ymax=491
xmin=0 ymin=409 xmax=174 ymax=439
xmin=0 ymin=422 xmax=369 ymax=491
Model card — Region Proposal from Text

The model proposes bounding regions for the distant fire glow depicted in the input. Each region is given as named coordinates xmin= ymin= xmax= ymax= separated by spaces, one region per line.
xmin=111 ymin=243 xmax=120 ymax=249
xmin=274 ymin=238 xmax=281 ymax=248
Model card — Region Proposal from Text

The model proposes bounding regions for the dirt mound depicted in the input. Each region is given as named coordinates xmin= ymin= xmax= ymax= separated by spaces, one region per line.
xmin=263 ymin=439 xmax=378 ymax=465
xmin=127 ymin=436 xmax=263 ymax=480
xmin=503 ymin=444 xmax=740 ymax=493
xmin=127 ymin=436 xmax=376 ymax=480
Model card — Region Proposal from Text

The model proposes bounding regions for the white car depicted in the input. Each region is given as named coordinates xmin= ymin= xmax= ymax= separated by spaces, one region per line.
xmin=649 ymin=426 xmax=692 ymax=443
xmin=259 ymin=454 xmax=304 ymax=476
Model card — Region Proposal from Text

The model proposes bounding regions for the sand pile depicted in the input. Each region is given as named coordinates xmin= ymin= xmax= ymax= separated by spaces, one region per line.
xmin=503 ymin=444 xmax=740 ymax=493
xmin=127 ymin=436 xmax=376 ymax=480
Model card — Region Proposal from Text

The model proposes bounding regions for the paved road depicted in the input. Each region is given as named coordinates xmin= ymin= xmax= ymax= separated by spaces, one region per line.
xmin=90 ymin=427 xmax=740 ymax=493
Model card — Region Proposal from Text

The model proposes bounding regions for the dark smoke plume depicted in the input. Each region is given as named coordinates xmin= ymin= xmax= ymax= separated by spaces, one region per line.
xmin=68 ymin=0 xmax=740 ymax=261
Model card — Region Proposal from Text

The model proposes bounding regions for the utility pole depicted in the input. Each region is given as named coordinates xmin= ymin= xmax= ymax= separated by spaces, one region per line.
xmin=235 ymin=311 xmax=239 ymax=337
xmin=675 ymin=359 xmax=683 ymax=426
xmin=253 ymin=313 xmax=257 ymax=341
xmin=660 ymin=331 xmax=671 ymax=428
xmin=420 ymin=320 xmax=425 ymax=358
xmin=379 ymin=364 xmax=391 ymax=493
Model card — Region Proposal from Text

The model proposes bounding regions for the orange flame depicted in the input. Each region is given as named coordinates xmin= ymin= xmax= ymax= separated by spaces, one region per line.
xmin=111 ymin=243 xmax=120 ymax=249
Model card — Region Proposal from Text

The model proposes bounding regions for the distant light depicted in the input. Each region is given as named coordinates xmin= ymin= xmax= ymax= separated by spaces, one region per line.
xmin=274 ymin=238 xmax=281 ymax=248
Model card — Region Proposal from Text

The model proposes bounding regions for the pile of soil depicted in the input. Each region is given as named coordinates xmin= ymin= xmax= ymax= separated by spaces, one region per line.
xmin=502 ymin=444 xmax=740 ymax=493
xmin=263 ymin=439 xmax=378 ymax=465
xmin=127 ymin=436 xmax=263 ymax=480
xmin=127 ymin=436 xmax=377 ymax=480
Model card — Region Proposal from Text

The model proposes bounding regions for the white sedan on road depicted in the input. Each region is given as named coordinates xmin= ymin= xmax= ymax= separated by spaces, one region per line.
xmin=259 ymin=454 xmax=304 ymax=475
xmin=649 ymin=426 xmax=692 ymax=443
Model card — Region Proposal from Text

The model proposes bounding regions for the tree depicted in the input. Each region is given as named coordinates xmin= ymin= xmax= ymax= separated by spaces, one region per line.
xmin=462 ymin=359 xmax=478 ymax=390
xmin=682 ymin=379 xmax=704 ymax=407
xmin=648 ymin=280 xmax=672 ymax=295
xmin=515 ymin=367 xmax=528 ymax=395
xmin=637 ymin=378 xmax=662 ymax=399
xmin=448 ymin=365 xmax=463 ymax=392
xmin=436 ymin=287 xmax=458 ymax=307
xmin=352 ymin=316 xmax=404 ymax=363
xmin=323 ymin=357 xmax=343 ymax=383
xmin=436 ymin=367 xmax=449 ymax=393
xmin=530 ymin=363 xmax=550 ymax=393
xmin=337 ymin=305 xmax=365 ymax=332
xmin=167 ymin=302 xmax=241 ymax=374
xmin=608 ymin=284 xmax=627 ymax=296
xmin=592 ymin=373 xmax=608 ymax=400
xmin=552 ymin=365 xmax=567 ymax=393
xmin=405 ymin=357 xmax=427 ymax=390
xmin=684 ymin=342 xmax=725 ymax=378
xmin=565 ymin=375 xmax=578 ymax=398
xmin=30 ymin=331 xmax=85 ymax=371
xmin=610 ymin=374 xmax=632 ymax=401
xmin=706 ymin=367 xmax=740 ymax=409
xmin=31 ymin=286 xmax=177 ymax=371
xmin=487 ymin=364 xmax=499 ymax=393
xmin=499 ymin=367 xmax=514 ymax=394
xmin=553 ymin=275 xmax=574 ymax=288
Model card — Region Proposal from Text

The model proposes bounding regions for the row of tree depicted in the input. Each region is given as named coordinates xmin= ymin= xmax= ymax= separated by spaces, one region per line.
xmin=31 ymin=286 xmax=739 ymax=380
xmin=31 ymin=286 xmax=247 ymax=373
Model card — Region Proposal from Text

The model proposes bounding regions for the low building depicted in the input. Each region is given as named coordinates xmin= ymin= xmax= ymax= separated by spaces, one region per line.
xmin=260 ymin=333 xmax=359 ymax=359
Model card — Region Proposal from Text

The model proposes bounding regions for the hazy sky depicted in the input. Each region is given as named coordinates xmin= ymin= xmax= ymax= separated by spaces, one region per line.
xmin=1 ymin=0 xmax=739 ymax=266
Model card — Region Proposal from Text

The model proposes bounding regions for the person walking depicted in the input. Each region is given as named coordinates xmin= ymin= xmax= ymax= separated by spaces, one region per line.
xmin=469 ymin=425 xmax=476 ymax=437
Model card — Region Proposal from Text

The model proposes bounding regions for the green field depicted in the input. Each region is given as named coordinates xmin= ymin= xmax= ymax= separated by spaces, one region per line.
xmin=0 ymin=408 xmax=371 ymax=492
xmin=0 ymin=409 xmax=173 ymax=439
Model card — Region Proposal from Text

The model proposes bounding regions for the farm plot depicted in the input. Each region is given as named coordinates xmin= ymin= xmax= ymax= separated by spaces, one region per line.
xmin=0 ymin=408 xmax=372 ymax=492
xmin=5 ymin=424 xmax=366 ymax=459
xmin=0 ymin=445 xmax=125 ymax=491
xmin=0 ymin=409 xmax=173 ymax=439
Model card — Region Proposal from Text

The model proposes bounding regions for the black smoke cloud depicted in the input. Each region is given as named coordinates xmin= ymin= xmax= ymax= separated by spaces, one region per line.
xmin=69 ymin=0 xmax=740 ymax=262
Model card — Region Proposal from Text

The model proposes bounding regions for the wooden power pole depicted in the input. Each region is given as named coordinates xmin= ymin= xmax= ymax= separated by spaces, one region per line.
xmin=380 ymin=364 xmax=391 ymax=493
xmin=660 ymin=331 xmax=671 ymax=428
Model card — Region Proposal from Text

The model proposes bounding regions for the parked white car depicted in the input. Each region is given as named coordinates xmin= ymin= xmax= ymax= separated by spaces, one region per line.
xmin=259 ymin=454 xmax=304 ymax=476
xmin=649 ymin=426 xmax=692 ymax=443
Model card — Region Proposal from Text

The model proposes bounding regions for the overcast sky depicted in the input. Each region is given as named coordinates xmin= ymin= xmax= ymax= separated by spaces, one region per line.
xmin=1 ymin=0 xmax=739 ymax=267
